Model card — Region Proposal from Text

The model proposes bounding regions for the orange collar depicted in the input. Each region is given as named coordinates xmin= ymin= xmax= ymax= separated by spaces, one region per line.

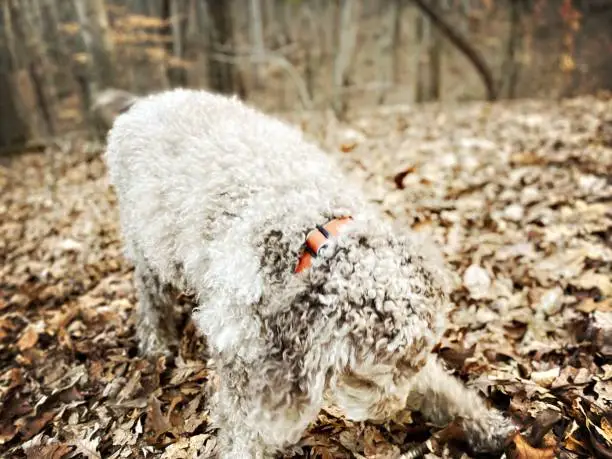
xmin=295 ymin=217 xmax=352 ymax=273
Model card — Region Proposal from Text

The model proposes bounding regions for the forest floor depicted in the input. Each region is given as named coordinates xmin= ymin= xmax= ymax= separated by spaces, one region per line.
xmin=1 ymin=96 xmax=611 ymax=459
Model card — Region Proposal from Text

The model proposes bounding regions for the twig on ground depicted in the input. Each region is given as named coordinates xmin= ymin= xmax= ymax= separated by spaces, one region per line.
xmin=523 ymin=408 xmax=563 ymax=446
xmin=398 ymin=420 xmax=467 ymax=459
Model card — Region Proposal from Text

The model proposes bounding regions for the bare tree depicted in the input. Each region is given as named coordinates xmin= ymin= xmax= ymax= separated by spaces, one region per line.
xmin=9 ymin=0 xmax=58 ymax=136
xmin=42 ymin=0 xmax=79 ymax=94
xmin=332 ymin=0 xmax=360 ymax=117
xmin=414 ymin=9 xmax=428 ymax=103
xmin=162 ymin=0 xmax=188 ymax=87
xmin=374 ymin=1 xmax=401 ymax=104
xmin=500 ymin=0 xmax=525 ymax=98
xmin=0 ymin=43 xmax=30 ymax=148
xmin=73 ymin=0 xmax=118 ymax=94
xmin=411 ymin=0 xmax=498 ymax=101
xmin=1 ymin=2 xmax=48 ymax=144
xmin=204 ymin=0 xmax=245 ymax=97
xmin=391 ymin=0 xmax=404 ymax=86
xmin=299 ymin=3 xmax=318 ymax=101
xmin=428 ymin=15 xmax=443 ymax=101
xmin=249 ymin=0 xmax=265 ymax=87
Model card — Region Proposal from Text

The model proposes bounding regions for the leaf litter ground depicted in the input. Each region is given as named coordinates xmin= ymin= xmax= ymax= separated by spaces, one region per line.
xmin=1 ymin=96 xmax=611 ymax=458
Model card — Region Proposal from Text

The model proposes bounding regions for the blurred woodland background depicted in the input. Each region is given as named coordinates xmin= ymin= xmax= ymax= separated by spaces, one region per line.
xmin=1 ymin=3 xmax=612 ymax=457
xmin=1 ymin=0 xmax=611 ymax=150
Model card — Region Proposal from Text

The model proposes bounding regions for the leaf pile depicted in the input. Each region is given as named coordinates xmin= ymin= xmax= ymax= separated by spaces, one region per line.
xmin=1 ymin=96 xmax=611 ymax=458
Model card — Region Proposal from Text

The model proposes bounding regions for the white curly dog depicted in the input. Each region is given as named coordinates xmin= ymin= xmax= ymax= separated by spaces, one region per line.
xmin=104 ymin=88 xmax=517 ymax=458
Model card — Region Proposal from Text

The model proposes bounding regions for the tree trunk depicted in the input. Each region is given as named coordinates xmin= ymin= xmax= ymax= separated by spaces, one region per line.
xmin=414 ymin=10 xmax=428 ymax=103
xmin=0 ymin=3 xmax=29 ymax=147
xmin=415 ymin=6 xmax=442 ymax=103
xmin=73 ymin=0 xmax=117 ymax=91
xmin=9 ymin=0 xmax=58 ymax=136
xmin=249 ymin=0 xmax=265 ymax=88
xmin=391 ymin=0 xmax=403 ymax=86
xmin=43 ymin=0 xmax=78 ymax=97
xmin=0 ymin=64 xmax=30 ymax=148
xmin=90 ymin=0 xmax=117 ymax=87
xmin=500 ymin=0 xmax=523 ymax=98
xmin=332 ymin=0 xmax=360 ymax=118
xmin=300 ymin=3 xmax=317 ymax=101
xmin=428 ymin=20 xmax=442 ymax=101
xmin=262 ymin=0 xmax=276 ymax=41
xmin=410 ymin=0 xmax=497 ymax=101
xmin=375 ymin=0 xmax=400 ymax=104
xmin=204 ymin=0 xmax=245 ymax=97
xmin=162 ymin=0 xmax=188 ymax=87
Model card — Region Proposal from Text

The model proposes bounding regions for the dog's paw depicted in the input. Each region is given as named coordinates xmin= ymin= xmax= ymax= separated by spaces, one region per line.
xmin=462 ymin=410 xmax=518 ymax=453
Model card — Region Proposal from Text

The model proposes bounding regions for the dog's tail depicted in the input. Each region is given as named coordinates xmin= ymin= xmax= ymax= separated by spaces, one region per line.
xmin=91 ymin=88 xmax=139 ymax=133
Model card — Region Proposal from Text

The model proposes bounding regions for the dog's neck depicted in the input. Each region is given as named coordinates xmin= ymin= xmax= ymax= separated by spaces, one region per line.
xmin=295 ymin=216 xmax=353 ymax=273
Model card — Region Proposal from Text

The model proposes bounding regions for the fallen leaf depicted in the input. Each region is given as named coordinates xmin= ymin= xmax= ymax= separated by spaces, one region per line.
xmin=577 ymin=297 xmax=612 ymax=313
xmin=463 ymin=264 xmax=491 ymax=299
xmin=508 ymin=433 xmax=556 ymax=459
xmin=363 ymin=425 xmax=399 ymax=459
xmin=17 ymin=410 xmax=57 ymax=441
xmin=17 ymin=325 xmax=39 ymax=352
xmin=534 ymin=287 xmax=564 ymax=316
xmin=145 ymin=396 xmax=173 ymax=443
xmin=71 ymin=427 xmax=102 ymax=459
xmin=531 ymin=367 xmax=560 ymax=388
xmin=572 ymin=271 xmax=612 ymax=296
xmin=24 ymin=442 xmax=72 ymax=459
xmin=393 ymin=166 xmax=416 ymax=190
xmin=563 ymin=421 xmax=589 ymax=454
xmin=340 ymin=142 xmax=358 ymax=153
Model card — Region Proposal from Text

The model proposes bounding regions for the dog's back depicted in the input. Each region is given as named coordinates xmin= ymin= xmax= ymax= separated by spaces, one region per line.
xmin=105 ymin=88 xmax=363 ymax=286
xmin=106 ymin=88 xmax=329 ymax=203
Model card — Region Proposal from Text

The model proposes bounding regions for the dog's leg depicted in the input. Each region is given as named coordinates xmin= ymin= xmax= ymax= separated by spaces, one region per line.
xmin=211 ymin=364 xmax=321 ymax=459
xmin=405 ymin=357 xmax=517 ymax=453
xmin=211 ymin=379 xmax=271 ymax=459
xmin=213 ymin=393 xmax=320 ymax=458
xmin=133 ymin=262 xmax=178 ymax=357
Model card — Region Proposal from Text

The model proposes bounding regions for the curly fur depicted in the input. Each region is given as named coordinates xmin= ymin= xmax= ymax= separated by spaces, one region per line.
xmin=104 ymin=88 xmax=517 ymax=458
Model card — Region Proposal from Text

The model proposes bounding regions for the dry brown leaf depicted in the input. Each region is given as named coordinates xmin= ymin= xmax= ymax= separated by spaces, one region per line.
xmin=145 ymin=396 xmax=174 ymax=442
xmin=587 ymin=413 xmax=612 ymax=458
xmin=463 ymin=264 xmax=491 ymax=299
xmin=71 ymin=428 xmax=102 ymax=459
xmin=508 ymin=433 xmax=556 ymax=459
xmin=393 ymin=166 xmax=416 ymax=190
xmin=17 ymin=326 xmax=39 ymax=352
xmin=17 ymin=410 xmax=57 ymax=441
xmin=577 ymin=297 xmax=612 ymax=313
xmin=563 ymin=421 xmax=589 ymax=454
xmin=602 ymin=416 xmax=612 ymax=440
xmin=363 ymin=425 xmax=399 ymax=459
xmin=24 ymin=442 xmax=72 ymax=459
xmin=510 ymin=151 xmax=544 ymax=166
xmin=310 ymin=445 xmax=338 ymax=459
xmin=572 ymin=271 xmax=612 ymax=296
xmin=340 ymin=142 xmax=358 ymax=153
xmin=531 ymin=367 xmax=561 ymax=388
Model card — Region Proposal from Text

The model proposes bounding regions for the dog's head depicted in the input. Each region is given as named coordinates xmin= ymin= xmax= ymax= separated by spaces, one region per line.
xmin=253 ymin=216 xmax=456 ymax=419
xmin=299 ymin=218 xmax=456 ymax=419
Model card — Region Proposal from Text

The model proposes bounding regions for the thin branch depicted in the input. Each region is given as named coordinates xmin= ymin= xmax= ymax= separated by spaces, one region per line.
xmin=410 ymin=0 xmax=498 ymax=101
